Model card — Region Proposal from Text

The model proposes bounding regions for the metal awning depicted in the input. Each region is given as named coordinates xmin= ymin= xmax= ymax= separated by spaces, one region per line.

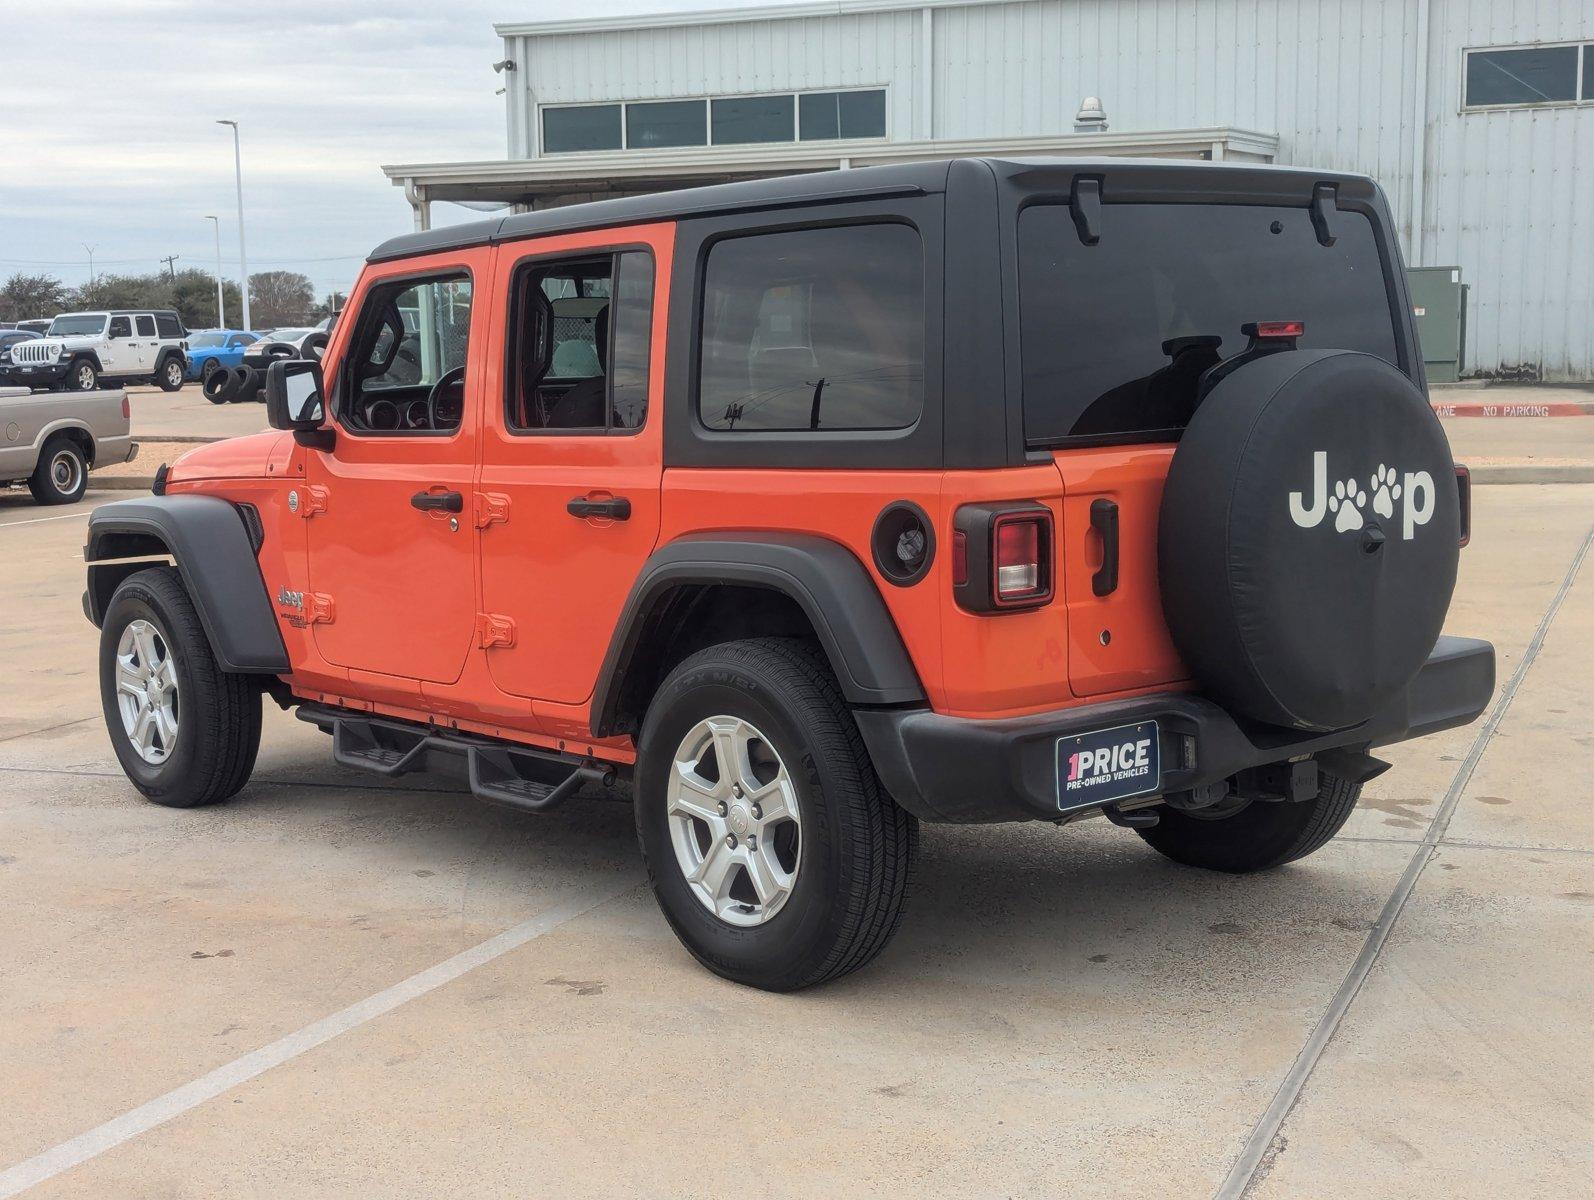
xmin=382 ymin=127 xmax=1279 ymax=229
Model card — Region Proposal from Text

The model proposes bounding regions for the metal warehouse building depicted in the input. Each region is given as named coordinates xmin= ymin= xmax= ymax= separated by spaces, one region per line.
xmin=384 ymin=0 xmax=1594 ymax=381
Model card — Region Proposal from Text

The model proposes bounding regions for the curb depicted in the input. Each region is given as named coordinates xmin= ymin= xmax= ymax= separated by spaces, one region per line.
xmin=1468 ymin=464 xmax=1594 ymax=485
xmin=1433 ymin=400 xmax=1591 ymax=417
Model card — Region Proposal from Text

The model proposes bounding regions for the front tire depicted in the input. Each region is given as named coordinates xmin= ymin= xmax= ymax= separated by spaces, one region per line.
xmin=99 ymin=566 xmax=261 ymax=808
xmin=157 ymin=356 xmax=185 ymax=391
xmin=1137 ymin=770 xmax=1362 ymax=873
xmin=28 ymin=433 xmax=88 ymax=504
xmin=66 ymin=358 xmax=99 ymax=391
xmin=636 ymin=638 xmax=917 ymax=991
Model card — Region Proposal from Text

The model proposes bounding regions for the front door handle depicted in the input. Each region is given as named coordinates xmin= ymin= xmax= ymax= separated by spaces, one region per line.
xmin=411 ymin=490 xmax=463 ymax=513
xmin=1090 ymin=498 xmax=1120 ymax=596
xmin=567 ymin=495 xmax=631 ymax=521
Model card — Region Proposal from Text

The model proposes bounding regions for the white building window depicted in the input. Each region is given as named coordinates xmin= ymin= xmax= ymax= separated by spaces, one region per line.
xmin=1463 ymin=42 xmax=1593 ymax=109
xmin=540 ymin=88 xmax=886 ymax=154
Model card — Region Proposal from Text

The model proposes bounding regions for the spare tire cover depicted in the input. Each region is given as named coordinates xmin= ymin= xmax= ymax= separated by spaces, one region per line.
xmin=1159 ymin=349 xmax=1459 ymax=732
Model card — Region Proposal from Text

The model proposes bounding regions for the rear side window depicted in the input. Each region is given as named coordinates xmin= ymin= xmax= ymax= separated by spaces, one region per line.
xmin=698 ymin=223 xmax=924 ymax=432
xmin=155 ymin=313 xmax=183 ymax=338
xmin=135 ymin=315 xmax=156 ymax=337
xmin=504 ymin=249 xmax=654 ymax=433
xmin=1018 ymin=203 xmax=1399 ymax=446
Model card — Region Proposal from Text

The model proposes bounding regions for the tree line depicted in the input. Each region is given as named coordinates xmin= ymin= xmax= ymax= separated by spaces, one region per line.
xmin=0 ymin=269 xmax=346 ymax=332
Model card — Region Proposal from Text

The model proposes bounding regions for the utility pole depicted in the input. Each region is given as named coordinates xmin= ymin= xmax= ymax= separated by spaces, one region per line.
xmin=216 ymin=119 xmax=251 ymax=331
xmin=160 ymin=254 xmax=180 ymax=280
xmin=204 ymin=216 xmax=225 ymax=327
xmin=82 ymin=244 xmax=98 ymax=302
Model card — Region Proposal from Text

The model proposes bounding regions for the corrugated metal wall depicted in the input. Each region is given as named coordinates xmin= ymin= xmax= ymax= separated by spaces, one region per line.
xmin=516 ymin=0 xmax=1594 ymax=379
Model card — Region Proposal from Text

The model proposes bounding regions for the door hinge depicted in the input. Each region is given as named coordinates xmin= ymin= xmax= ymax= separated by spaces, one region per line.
xmin=475 ymin=491 xmax=511 ymax=530
xmin=304 ymin=592 xmax=335 ymax=624
xmin=288 ymin=485 xmax=329 ymax=518
xmin=475 ymin=612 xmax=516 ymax=649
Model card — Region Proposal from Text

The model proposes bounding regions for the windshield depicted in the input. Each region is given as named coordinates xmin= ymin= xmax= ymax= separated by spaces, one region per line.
xmin=268 ymin=328 xmax=313 ymax=342
xmin=188 ymin=332 xmax=227 ymax=348
xmin=1018 ymin=202 xmax=1400 ymax=445
xmin=48 ymin=314 xmax=107 ymax=337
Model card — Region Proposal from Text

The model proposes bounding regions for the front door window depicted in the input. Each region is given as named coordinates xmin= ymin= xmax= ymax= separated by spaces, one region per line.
xmin=341 ymin=275 xmax=472 ymax=434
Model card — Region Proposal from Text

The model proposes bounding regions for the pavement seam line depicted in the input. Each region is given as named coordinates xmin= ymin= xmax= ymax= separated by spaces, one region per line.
xmin=1214 ymin=520 xmax=1594 ymax=1200
xmin=0 ymin=876 xmax=641 ymax=1199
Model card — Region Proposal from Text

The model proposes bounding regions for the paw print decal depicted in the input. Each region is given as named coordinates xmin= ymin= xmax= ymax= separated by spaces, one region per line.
xmin=1370 ymin=464 xmax=1402 ymax=519
xmin=1327 ymin=478 xmax=1366 ymax=532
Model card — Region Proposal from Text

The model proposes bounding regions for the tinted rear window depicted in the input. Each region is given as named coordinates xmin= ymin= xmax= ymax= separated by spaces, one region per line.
xmin=698 ymin=223 xmax=924 ymax=432
xmin=1018 ymin=202 xmax=1399 ymax=445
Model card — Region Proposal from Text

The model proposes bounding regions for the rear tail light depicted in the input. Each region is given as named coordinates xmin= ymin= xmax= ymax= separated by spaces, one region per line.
xmin=994 ymin=514 xmax=1044 ymax=602
xmin=1455 ymin=463 xmax=1471 ymax=547
xmin=120 ymin=395 xmax=130 ymax=419
xmin=1251 ymin=320 xmax=1305 ymax=339
xmin=952 ymin=503 xmax=1054 ymax=613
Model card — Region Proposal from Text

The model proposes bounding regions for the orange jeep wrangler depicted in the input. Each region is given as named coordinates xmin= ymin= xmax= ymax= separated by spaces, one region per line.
xmin=85 ymin=158 xmax=1494 ymax=991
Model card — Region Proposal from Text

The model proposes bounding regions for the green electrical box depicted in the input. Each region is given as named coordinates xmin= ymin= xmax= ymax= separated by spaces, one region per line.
xmin=1407 ymin=266 xmax=1468 ymax=383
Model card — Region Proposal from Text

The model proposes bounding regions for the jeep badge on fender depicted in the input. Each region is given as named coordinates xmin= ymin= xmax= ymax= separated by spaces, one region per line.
xmin=81 ymin=156 xmax=1495 ymax=992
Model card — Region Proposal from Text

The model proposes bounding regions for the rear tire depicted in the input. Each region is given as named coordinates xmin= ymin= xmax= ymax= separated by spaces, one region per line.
xmin=1137 ymin=770 xmax=1362 ymax=873
xmin=99 ymin=566 xmax=261 ymax=808
xmin=27 ymin=432 xmax=88 ymax=504
xmin=635 ymin=638 xmax=917 ymax=991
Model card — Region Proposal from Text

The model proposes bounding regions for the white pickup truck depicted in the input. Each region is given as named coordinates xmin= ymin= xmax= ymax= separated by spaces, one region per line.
xmin=0 ymin=386 xmax=138 ymax=504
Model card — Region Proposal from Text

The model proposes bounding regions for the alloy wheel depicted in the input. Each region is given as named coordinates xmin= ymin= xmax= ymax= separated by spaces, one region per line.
xmin=666 ymin=715 xmax=802 ymax=927
xmin=114 ymin=618 xmax=180 ymax=764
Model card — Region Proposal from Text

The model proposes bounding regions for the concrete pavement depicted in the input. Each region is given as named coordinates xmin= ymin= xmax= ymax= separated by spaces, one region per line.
xmin=0 ymin=482 xmax=1589 ymax=1197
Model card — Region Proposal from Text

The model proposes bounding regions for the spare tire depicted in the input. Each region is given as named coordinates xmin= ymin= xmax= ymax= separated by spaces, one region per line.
xmin=1159 ymin=349 xmax=1459 ymax=732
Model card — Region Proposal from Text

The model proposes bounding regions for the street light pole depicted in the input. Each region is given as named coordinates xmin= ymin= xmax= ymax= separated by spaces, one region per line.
xmin=82 ymin=244 xmax=98 ymax=302
xmin=216 ymin=120 xmax=251 ymax=331
xmin=204 ymin=215 xmax=225 ymax=327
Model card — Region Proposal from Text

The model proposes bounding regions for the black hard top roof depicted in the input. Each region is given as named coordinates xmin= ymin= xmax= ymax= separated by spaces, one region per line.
xmin=367 ymin=156 xmax=1378 ymax=264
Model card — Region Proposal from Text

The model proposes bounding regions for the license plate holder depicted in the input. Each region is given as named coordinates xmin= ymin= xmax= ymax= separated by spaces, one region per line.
xmin=1056 ymin=721 xmax=1161 ymax=813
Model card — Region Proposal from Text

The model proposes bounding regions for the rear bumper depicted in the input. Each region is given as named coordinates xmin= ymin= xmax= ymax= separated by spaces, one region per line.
xmin=855 ymin=635 xmax=1495 ymax=824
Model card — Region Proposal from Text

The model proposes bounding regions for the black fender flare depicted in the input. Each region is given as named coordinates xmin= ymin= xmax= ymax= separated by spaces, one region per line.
xmin=591 ymin=532 xmax=926 ymax=737
xmin=154 ymin=348 xmax=187 ymax=372
xmin=67 ymin=351 xmax=104 ymax=374
xmin=84 ymin=495 xmax=289 ymax=674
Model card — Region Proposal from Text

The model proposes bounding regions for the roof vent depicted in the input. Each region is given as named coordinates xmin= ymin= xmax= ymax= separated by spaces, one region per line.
xmin=1074 ymin=96 xmax=1108 ymax=133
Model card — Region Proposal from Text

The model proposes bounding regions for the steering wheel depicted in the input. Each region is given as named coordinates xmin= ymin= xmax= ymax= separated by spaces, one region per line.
xmin=426 ymin=364 xmax=466 ymax=430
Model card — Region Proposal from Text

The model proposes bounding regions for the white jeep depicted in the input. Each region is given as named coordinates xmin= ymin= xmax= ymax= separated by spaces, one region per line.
xmin=1 ymin=310 xmax=189 ymax=393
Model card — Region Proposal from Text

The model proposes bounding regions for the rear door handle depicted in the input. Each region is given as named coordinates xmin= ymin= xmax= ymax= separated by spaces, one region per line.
xmin=1090 ymin=498 xmax=1120 ymax=596
xmin=411 ymin=490 xmax=463 ymax=513
xmin=567 ymin=495 xmax=631 ymax=521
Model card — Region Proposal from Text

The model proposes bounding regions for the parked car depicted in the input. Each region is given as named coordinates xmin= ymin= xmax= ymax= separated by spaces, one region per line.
xmin=13 ymin=319 xmax=53 ymax=336
xmin=1 ymin=384 xmax=137 ymax=504
xmin=0 ymin=328 xmax=41 ymax=367
xmin=2 ymin=310 xmax=188 ymax=392
xmin=83 ymin=158 xmax=1493 ymax=991
xmin=183 ymin=329 xmax=261 ymax=383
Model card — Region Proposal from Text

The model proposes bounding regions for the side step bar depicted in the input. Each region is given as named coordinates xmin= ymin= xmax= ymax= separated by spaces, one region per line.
xmin=300 ymin=705 xmax=616 ymax=814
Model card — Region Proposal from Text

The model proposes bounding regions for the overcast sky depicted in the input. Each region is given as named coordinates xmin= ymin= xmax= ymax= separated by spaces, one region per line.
xmin=0 ymin=0 xmax=786 ymax=307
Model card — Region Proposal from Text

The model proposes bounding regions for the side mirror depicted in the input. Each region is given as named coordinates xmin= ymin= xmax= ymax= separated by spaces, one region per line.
xmin=265 ymin=359 xmax=335 ymax=450
xmin=265 ymin=358 xmax=325 ymax=428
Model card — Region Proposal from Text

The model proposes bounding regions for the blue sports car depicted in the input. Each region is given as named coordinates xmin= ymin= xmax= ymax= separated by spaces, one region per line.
xmin=183 ymin=329 xmax=262 ymax=382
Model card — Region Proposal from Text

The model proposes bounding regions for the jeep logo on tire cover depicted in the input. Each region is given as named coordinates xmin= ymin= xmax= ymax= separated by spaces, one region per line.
xmin=1288 ymin=450 xmax=1435 ymax=540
